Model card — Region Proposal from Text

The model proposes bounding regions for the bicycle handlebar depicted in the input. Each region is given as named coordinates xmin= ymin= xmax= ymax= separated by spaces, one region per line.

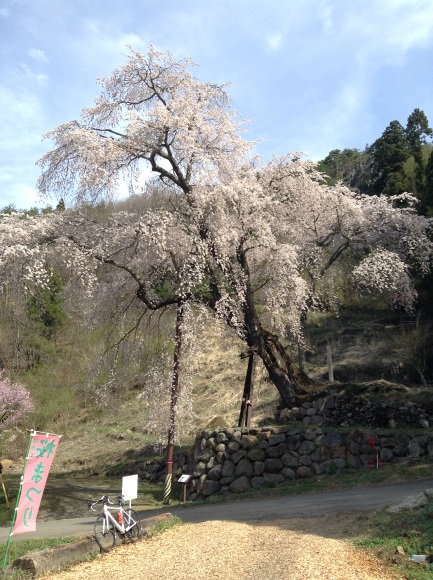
xmin=87 ymin=494 xmax=125 ymax=511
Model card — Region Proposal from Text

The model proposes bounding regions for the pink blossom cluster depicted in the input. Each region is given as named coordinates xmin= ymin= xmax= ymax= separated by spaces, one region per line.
xmin=0 ymin=372 xmax=34 ymax=428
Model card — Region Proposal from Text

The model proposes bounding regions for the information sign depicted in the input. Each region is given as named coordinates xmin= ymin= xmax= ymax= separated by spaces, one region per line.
xmin=122 ymin=474 xmax=138 ymax=501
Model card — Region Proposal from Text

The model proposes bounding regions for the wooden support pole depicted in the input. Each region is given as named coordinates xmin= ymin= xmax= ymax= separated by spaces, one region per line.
xmin=326 ymin=341 xmax=334 ymax=382
xmin=238 ymin=352 xmax=255 ymax=428
xmin=244 ymin=354 xmax=256 ymax=428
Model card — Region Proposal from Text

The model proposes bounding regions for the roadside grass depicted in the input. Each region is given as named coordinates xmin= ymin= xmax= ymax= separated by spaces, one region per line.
xmin=354 ymin=504 xmax=433 ymax=580
xmin=0 ymin=537 xmax=79 ymax=578
xmin=145 ymin=515 xmax=183 ymax=538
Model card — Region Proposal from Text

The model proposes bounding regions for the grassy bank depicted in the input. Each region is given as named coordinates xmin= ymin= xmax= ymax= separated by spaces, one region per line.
xmin=0 ymin=537 xmax=79 ymax=578
xmin=356 ymin=504 xmax=433 ymax=580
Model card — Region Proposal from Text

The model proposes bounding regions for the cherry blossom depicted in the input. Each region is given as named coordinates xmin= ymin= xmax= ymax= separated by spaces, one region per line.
xmin=0 ymin=372 xmax=34 ymax=428
xmin=1 ymin=47 xmax=432 ymax=408
xmin=37 ymin=46 xmax=254 ymax=205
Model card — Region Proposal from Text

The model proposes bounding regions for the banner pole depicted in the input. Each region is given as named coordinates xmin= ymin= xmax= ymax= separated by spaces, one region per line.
xmin=1 ymin=430 xmax=35 ymax=572
xmin=0 ymin=474 xmax=9 ymax=510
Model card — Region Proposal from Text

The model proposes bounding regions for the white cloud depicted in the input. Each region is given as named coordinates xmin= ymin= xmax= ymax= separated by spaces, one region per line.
xmin=21 ymin=64 xmax=48 ymax=86
xmin=28 ymin=48 xmax=48 ymax=63
xmin=69 ymin=21 xmax=147 ymax=75
xmin=0 ymin=86 xmax=48 ymax=208
xmin=339 ymin=1 xmax=433 ymax=69
xmin=266 ymin=33 xmax=283 ymax=52
xmin=295 ymin=0 xmax=433 ymax=159
xmin=315 ymin=83 xmax=366 ymax=157
xmin=319 ymin=5 xmax=333 ymax=35
xmin=0 ymin=86 xmax=45 ymax=143
xmin=385 ymin=7 xmax=433 ymax=52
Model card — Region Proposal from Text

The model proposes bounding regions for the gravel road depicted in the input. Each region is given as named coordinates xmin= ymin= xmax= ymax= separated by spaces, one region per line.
xmin=40 ymin=514 xmax=399 ymax=580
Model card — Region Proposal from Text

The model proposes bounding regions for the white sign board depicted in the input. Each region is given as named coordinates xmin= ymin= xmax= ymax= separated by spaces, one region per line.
xmin=178 ymin=474 xmax=192 ymax=484
xmin=122 ymin=474 xmax=138 ymax=501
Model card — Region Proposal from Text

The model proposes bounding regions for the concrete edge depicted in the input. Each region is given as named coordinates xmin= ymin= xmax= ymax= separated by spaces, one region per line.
xmin=11 ymin=513 xmax=176 ymax=578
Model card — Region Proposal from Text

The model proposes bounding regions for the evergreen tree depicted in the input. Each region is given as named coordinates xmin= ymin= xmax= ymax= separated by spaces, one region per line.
xmin=368 ymin=120 xmax=410 ymax=196
xmin=27 ymin=268 xmax=66 ymax=337
xmin=422 ymin=149 xmax=433 ymax=216
xmin=317 ymin=109 xmax=432 ymax=213
xmin=405 ymin=108 xmax=432 ymax=202
xmin=317 ymin=148 xmax=363 ymax=186
xmin=406 ymin=108 xmax=432 ymax=153
xmin=55 ymin=198 xmax=66 ymax=212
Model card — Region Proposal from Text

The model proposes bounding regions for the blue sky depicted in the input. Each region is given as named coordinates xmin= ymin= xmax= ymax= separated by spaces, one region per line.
xmin=1 ymin=0 xmax=432 ymax=209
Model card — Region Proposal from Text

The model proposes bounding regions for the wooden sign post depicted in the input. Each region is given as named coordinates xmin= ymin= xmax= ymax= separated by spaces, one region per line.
xmin=177 ymin=474 xmax=192 ymax=503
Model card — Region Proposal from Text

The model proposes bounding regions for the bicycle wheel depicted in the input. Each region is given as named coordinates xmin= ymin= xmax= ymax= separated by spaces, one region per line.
xmin=94 ymin=514 xmax=116 ymax=552
xmin=123 ymin=508 xmax=142 ymax=541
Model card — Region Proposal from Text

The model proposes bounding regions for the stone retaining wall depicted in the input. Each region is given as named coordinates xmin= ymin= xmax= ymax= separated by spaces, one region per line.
xmin=277 ymin=392 xmax=432 ymax=429
xmin=182 ymin=425 xmax=433 ymax=501
xmin=128 ymin=391 xmax=433 ymax=502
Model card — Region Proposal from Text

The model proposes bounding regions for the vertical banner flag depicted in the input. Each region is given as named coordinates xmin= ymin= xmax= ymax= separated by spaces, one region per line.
xmin=12 ymin=433 xmax=60 ymax=534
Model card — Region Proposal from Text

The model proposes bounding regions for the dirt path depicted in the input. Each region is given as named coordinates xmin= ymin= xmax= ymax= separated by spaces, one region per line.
xmin=40 ymin=514 xmax=399 ymax=580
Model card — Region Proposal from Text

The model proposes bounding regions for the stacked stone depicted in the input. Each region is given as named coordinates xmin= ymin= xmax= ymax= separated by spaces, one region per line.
xmin=279 ymin=394 xmax=431 ymax=429
xmin=138 ymin=452 xmax=190 ymax=482
xmin=185 ymin=426 xmax=433 ymax=501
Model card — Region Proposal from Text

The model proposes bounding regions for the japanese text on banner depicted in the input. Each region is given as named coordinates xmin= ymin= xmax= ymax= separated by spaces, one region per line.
xmin=13 ymin=434 xmax=60 ymax=534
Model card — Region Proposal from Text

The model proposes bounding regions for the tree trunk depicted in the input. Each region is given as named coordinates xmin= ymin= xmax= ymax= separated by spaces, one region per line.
xmin=257 ymin=332 xmax=305 ymax=408
xmin=297 ymin=309 xmax=308 ymax=374
xmin=297 ymin=342 xmax=306 ymax=375
xmin=210 ymin=247 xmax=306 ymax=409
xmin=162 ymin=300 xmax=184 ymax=505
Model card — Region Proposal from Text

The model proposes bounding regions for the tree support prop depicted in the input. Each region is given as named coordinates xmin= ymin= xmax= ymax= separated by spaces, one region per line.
xmin=238 ymin=352 xmax=256 ymax=428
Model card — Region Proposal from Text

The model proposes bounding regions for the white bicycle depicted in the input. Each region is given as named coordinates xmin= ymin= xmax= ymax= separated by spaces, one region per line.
xmin=88 ymin=494 xmax=142 ymax=552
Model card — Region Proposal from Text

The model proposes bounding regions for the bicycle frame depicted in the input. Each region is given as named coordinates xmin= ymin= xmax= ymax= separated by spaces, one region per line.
xmin=101 ymin=503 xmax=136 ymax=535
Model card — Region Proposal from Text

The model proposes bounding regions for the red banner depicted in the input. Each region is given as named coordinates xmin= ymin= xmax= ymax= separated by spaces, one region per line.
xmin=13 ymin=433 xmax=60 ymax=534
